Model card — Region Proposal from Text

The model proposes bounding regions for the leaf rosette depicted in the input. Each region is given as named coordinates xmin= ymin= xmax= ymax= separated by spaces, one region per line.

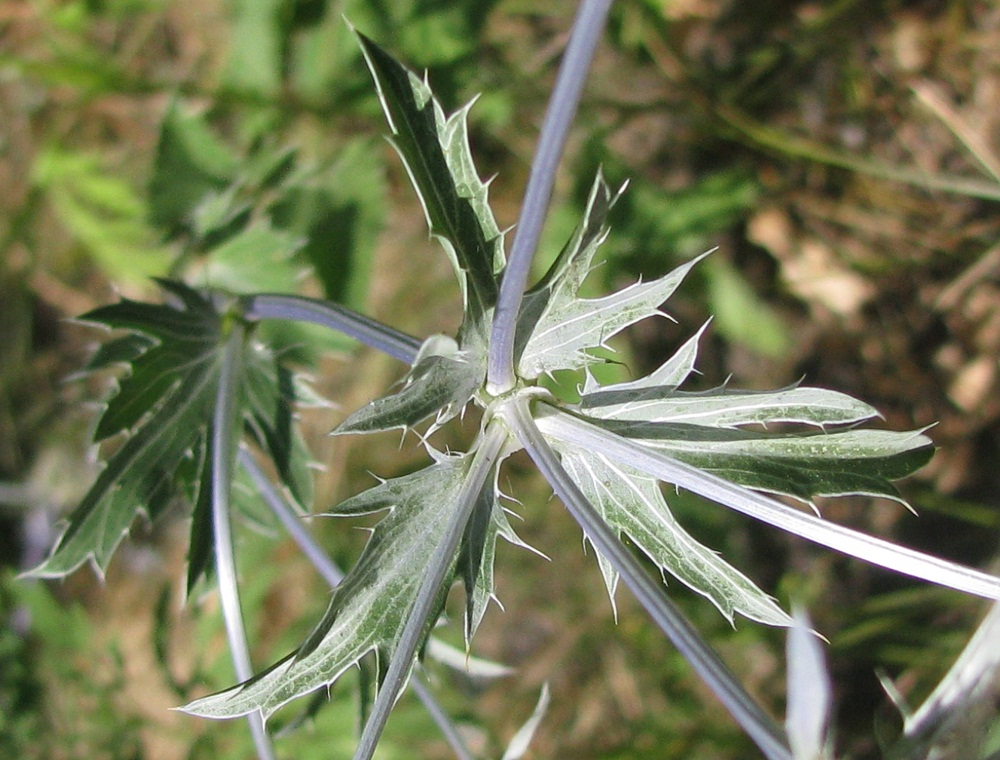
xmin=180 ymin=38 xmax=988 ymax=748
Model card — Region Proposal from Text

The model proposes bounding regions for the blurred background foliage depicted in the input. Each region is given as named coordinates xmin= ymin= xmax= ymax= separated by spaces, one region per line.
xmin=1 ymin=0 xmax=999 ymax=757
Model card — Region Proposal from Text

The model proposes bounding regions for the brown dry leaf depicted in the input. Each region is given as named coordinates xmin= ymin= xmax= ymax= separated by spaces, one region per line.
xmin=948 ymin=356 xmax=997 ymax=413
xmin=748 ymin=207 xmax=875 ymax=317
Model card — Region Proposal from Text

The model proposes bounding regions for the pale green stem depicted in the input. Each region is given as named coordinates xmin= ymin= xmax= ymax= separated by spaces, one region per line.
xmin=352 ymin=421 xmax=509 ymax=760
xmin=213 ymin=323 xmax=277 ymax=760
xmin=487 ymin=0 xmax=613 ymax=394
xmin=503 ymin=397 xmax=792 ymax=760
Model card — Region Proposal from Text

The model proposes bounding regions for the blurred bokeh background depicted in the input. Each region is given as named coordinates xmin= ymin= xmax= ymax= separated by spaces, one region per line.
xmin=2 ymin=0 xmax=999 ymax=757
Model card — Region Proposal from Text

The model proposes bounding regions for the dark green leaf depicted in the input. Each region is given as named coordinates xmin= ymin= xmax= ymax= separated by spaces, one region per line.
xmin=149 ymin=102 xmax=238 ymax=235
xmin=26 ymin=281 xmax=316 ymax=585
xmin=334 ymin=336 xmax=483 ymax=435
xmin=355 ymin=30 xmax=501 ymax=332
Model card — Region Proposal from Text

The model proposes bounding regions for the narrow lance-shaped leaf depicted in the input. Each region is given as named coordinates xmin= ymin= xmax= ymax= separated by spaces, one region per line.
xmin=354 ymin=29 xmax=502 ymax=336
xmin=785 ymin=608 xmax=832 ymax=760
xmin=554 ymin=439 xmax=791 ymax=627
xmin=581 ymin=381 xmax=880 ymax=429
xmin=183 ymin=443 xmax=515 ymax=721
xmin=334 ymin=335 xmax=484 ymax=436
xmin=585 ymin=418 xmax=932 ymax=504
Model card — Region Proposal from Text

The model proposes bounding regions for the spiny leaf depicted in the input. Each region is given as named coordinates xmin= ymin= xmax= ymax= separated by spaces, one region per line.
xmin=355 ymin=29 xmax=502 ymax=334
xmin=586 ymin=418 xmax=933 ymax=503
xmin=581 ymin=382 xmax=879 ymax=428
xmin=515 ymin=176 xmax=708 ymax=376
xmin=183 ymin=448 xmax=513 ymax=720
xmin=514 ymin=170 xmax=624 ymax=371
xmin=519 ymin=255 xmax=704 ymax=378
xmin=554 ymin=440 xmax=791 ymax=626
xmin=528 ymin=171 xmax=625 ymax=308
xmin=582 ymin=320 xmax=710 ymax=395
xmin=25 ymin=282 xmax=316 ymax=589
xmin=334 ymin=335 xmax=483 ymax=435
xmin=458 ymin=465 xmax=530 ymax=644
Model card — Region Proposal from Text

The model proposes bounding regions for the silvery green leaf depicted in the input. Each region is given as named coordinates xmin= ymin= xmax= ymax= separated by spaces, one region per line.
xmin=457 ymin=463 xmax=530 ymax=643
xmin=581 ymin=320 xmax=710 ymax=397
xmin=590 ymin=418 xmax=933 ymax=503
xmin=785 ymin=608 xmax=832 ymax=760
xmin=514 ymin=172 xmax=624 ymax=364
xmin=518 ymin=249 xmax=706 ymax=379
xmin=334 ymin=335 xmax=483 ymax=435
xmin=553 ymin=440 xmax=791 ymax=626
xmin=184 ymin=436 xmax=519 ymax=723
xmin=183 ymin=451 xmax=474 ymax=720
xmin=577 ymin=318 xmax=876 ymax=430
xmin=355 ymin=30 xmax=501 ymax=333
xmin=582 ymin=381 xmax=879 ymax=429
xmin=536 ymin=408 xmax=1000 ymax=601
xmin=501 ymin=684 xmax=551 ymax=760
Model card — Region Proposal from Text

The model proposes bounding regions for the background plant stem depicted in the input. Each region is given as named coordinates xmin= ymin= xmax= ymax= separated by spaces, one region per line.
xmin=243 ymin=294 xmax=422 ymax=364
